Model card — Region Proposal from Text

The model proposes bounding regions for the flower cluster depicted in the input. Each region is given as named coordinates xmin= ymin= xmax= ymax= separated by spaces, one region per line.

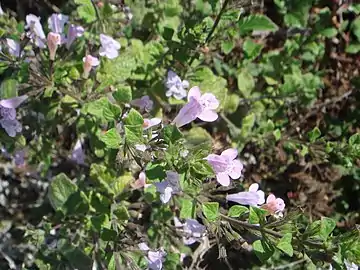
xmin=138 ymin=243 xmax=167 ymax=270
xmin=0 ymin=96 xmax=28 ymax=137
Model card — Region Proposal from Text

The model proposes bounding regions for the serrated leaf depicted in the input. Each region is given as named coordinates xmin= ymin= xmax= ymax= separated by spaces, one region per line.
xmin=202 ymin=202 xmax=219 ymax=221
xmin=113 ymin=85 xmax=132 ymax=103
xmin=162 ymin=125 xmax=183 ymax=144
xmin=74 ymin=0 xmax=96 ymax=23
xmin=276 ymin=233 xmax=293 ymax=257
xmin=320 ymin=217 xmax=336 ymax=241
xmin=243 ymin=39 xmax=263 ymax=60
xmin=238 ymin=14 xmax=278 ymax=35
xmin=48 ymin=173 xmax=77 ymax=211
xmin=221 ymin=40 xmax=235 ymax=54
xmin=228 ymin=205 xmax=249 ymax=217
xmin=180 ymin=199 xmax=195 ymax=219
xmin=237 ymin=70 xmax=255 ymax=98
xmin=99 ymin=128 xmax=121 ymax=149
xmin=124 ymin=108 xmax=143 ymax=125
xmin=249 ymin=206 xmax=267 ymax=224
xmin=253 ymin=240 xmax=274 ymax=262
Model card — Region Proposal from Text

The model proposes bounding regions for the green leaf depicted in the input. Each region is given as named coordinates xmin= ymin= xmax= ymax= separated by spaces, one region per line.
xmin=124 ymin=125 xmax=143 ymax=144
xmin=74 ymin=0 xmax=96 ymax=23
xmin=249 ymin=206 xmax=267 ymax=224
xmin=273 ymin=129 xmax=281 ymax=141
xmin=0 ymin=79 xmax=17 ymax=99
xmin=124 ymin=108 xmax=144 ymax=125
xmin=346 ymin=43 xmax=360 ymax=54
xmin=308 ymin=127 xmax=321 ymax=143
xmin=224 ymin=93 xmax=240 ymax=114
xmin=221 ymin=40 xmax=235 ymax=55
xmin=202 ymin=202 xmax=219 ymax=221
xmin=253 ymin=240 xmax=274 ymax=262
xmin=184 ymin=127 xmax=212 ymax=150
xmin=48 ymin=173 xmax=77 ymax=211
xmin=238 ymin=14 xmax=278 ymax=35
xmin=162 ymin=125 xmax=183 ymax=144
xmin=349 ymin=133 xmax=360 ymax=146
xmin=243 ymin=39 xmax=263 ymax=60
xmin=113 ymin=205 xmax=130 ymax=220
xmin=112 ymin=85 xmax=132 ymax=103
xmin=91 ymin=214 xmax=110 ymax=232
xmin=99 ymin=128 xmax=121 ymax=149
xmin=191 ymin=160 xmax=214 ymax=176
xmin=351 ymin=17 xmax=360 ymax=41
xmin=320 ymin=217 xmax=336 ymax=241
xmin=84 ymin=97 xmax=121 ymax=121
xmin=180 ymin=199 xmax=195 ymax=219
xmin=237 ymin=70 xmax=255 ymax=98
xmin=276 ymin=233 xmax=293 ymax=257
xmin=113 ymin=174 xmax=132 ymax=197
xmin=241 ymin=113 xmax=256 ymax=137
xmin=228 ymin=205 xmax=249 ymax=217
xmin=162 ymin=26 xmax=175 ymax=40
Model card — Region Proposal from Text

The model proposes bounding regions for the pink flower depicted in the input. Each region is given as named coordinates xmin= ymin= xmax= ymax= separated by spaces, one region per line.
xmin=226 ymin=183 xmax=265 ymax=206
xmin=172 ymin=86 xmax=219 ymax=127
xmin=131 ymin=95 xmax=153 ymax=112
xmin=143 ymin=118 xmax=161 ymax=130
xmin=131 ymin=172 xmax=151 ymax=189
xmin=66 ymin=24 xmax=84 ymax=49
xmin=205 ymin=148 xmax=243 ymax=186
xmin=82 ymin=55 xmax=100 ymax=78
xmin=47 ymin=32 xmax=61 ymax=60
xmin=261 ymin=194 xmax=285 ymax=216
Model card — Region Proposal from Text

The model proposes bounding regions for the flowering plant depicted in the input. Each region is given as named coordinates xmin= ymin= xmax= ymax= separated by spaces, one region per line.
xmin=0 ymin=1 xmax=359 ymax=270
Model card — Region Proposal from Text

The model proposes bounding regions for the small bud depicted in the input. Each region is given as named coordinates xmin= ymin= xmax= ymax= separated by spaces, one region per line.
xmin=47 ymin=32 xmax=61 ymax=60
xmin=82 ymin=55 xmax=100 ymax=78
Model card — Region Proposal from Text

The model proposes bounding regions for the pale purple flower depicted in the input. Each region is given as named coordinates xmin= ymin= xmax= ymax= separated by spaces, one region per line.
xmin=82 ymin=55 xmax=100 ymax=78
xmin=25 ymin=14 xmax=46 ymax=48
xmin=70 ymin=139 xmax=85 ymax=165
xmin=14 ymin=150 xmax=26 ymax=167
xmin=261 ymin=194 xmax=285 ymax=217
xmin=48 ymin=13 xmax=68 ymax=34
xmin=226 ymin=183 xmax=265 ymax=206
xmin=0 ymin=119 xmax=22 ymax=137
xmin=66 ymin=24 xmax=84 ymax=49
xmin=173 ymin=86 xmax=219 ymax=127
xmin=143 ymin=118 xmax=161 ymax=130
xmin=47 ymin=32 xmax=61 ymax=60
xmin=154 ymin=171 xmax=181 ymax=203
xmin=138 ymin=243 xmax=166 ymax=270
xmin=6 ymin=39 xmax=21 ymax=57
xmin=131 ymin=95 xmax=153 ymax=112
xmin=0 ymin=96 xmax=28 ymax=110
xmin=344 ymin=260 xmax=358 ymax=270
xmin=205 ymin=148 xmax=243 ymax=186
xmin=99 ymin=34 xmax=121 ymax=59
xmin=165 ymin=70 xmax=189 ymax=100
xmin=0 ymin=4 xmax=4 ymax=15
xmin=174 ymin=217 xmax=206 ymax=245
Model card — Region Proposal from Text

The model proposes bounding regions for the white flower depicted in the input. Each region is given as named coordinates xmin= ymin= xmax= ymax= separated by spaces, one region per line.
xmin=165 ymin=70 xmax=189 ymax=100
xmin=99 ymin=34 xmax=121 ymax=59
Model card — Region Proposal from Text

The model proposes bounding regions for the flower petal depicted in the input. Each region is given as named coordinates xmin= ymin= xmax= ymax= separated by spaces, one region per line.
xmin=248 ymin=183 xmax=259 ymax=192
xmin=216 ymin=172 xmax=230 ymax=186
xmin=275 ymin=198 xmax=285 ymax=212
xmin=256 ymin=190 xmax=265 ymax=205
xmin=160 ymin=186 xmax=173 ymax=203
xmin=173 ymin=97 xmax=202 ymax=127
xmin=226 ymin=191 xmax=260 ymax=206
xmin=187 ymin=86 xmax=201 ymax=102
xmin=266 ymin=194 xmax=276 ymax=203
xmin=205 ymin=154 xmax=227 ymax=173
xmin=228 ymin=159 xmax=243 ymax=179
xmin=0 ymin=95 xmax=28 ymax=109
xmin=200 ymin=93 xmax=219 ymax=110
xmin=221 ymin=148 xmax=238 ymax=161
xmin=197 ymin=109 xmax=218 ymax=122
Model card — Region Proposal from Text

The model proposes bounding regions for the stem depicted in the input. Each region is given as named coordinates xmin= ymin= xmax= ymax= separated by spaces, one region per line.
xmin=188 ymin=0 xmax=230 ymax=66
xmin=91 ymin=0 xmax=105 ymax=32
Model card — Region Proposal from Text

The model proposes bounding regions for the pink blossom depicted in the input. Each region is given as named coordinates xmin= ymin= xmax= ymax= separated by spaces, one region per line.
xmin=131 ymin=95 xmax=153 ymax=112
xmin=47 ymin=32 xmax=61 ymax=60
xmin=172 ymin=86 xmax=219 ymax=127
xmin=261 ymin=194 xmax=285 ymax=216
xmin=66 ymin=24 xmax=84 ymax=49
xmin=131 ymin=172 xmax=151 ymax=189
xmin=226 ymin=183 xmax=265 ymax=206
xmin=82 ymin=55 xmax=100 ymax=78
xmin=205 ymin=148 xmax=243 ymax=186
xmin=143 ymin=118 xmax=161 ymax=130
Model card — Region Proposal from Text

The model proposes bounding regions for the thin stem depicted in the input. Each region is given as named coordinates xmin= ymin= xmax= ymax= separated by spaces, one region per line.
xmin=91 ymin=0 xmax=105 ymax=32
xmin=272 ymin=258 xmax=307 ymax=270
